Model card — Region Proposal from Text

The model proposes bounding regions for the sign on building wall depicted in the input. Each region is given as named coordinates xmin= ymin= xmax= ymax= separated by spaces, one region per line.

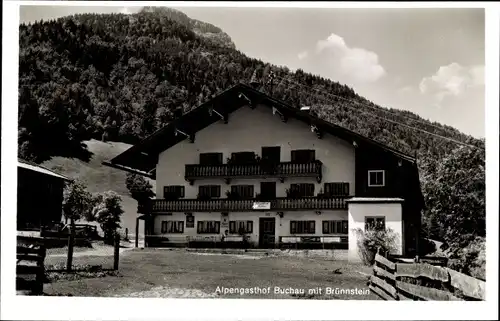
xmin=252 ymin=202 xmax=271 ymax=210
xmin=221 ymin=212 xmax=229 ymax=229
xmin=186 ymin=213 xmax=194 ymax=228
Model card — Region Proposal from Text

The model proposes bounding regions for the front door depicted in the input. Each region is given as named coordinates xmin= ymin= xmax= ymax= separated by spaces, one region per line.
xmin=259 ymin=217 xmax=276 ymax=248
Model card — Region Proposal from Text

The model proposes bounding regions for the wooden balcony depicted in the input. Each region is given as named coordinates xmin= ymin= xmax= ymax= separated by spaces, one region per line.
xmin=184 ymin=160 xmax=323 ymax=184
xmin=139 ymin=196 xmax=348 ymax=213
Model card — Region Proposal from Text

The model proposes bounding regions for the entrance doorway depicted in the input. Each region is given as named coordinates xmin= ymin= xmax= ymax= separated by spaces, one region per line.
xmin=259 ymin=217 xmax=276 ymax=248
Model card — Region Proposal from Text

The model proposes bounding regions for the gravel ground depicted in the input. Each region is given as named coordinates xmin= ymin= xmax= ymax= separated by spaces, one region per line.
xmin=43 ymin=249 xmax=377 ymax=300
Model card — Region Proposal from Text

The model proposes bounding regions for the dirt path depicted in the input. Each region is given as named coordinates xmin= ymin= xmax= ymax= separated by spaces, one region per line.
xmin=47 ymin=246 xmax=134 ymax=258
xmin=114 ymin=286 xmax=219 ymax=298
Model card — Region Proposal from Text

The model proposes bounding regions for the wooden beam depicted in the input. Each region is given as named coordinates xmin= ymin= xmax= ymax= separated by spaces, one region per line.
xmin=374 ymin=265 xmax=396 ymax=281
xmin=101 ymin=162 xmax=154 ymax=179
xmin=396 ymin=281 xmax=462 ymax=301
xmin=375 ymin=253 xmax=396 ymax=271
xmin=396 ymin=263 xmax=449 ymax=282
xmin=446 ymin=268 xmax=485 ymax=300
xmin=370 ymin=275 xmax=398 ymax=299
xmin=369 ymin=284 xmax=396 ymax=301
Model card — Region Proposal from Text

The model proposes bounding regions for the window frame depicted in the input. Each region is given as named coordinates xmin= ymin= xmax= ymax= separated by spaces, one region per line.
xmin=322 ymin=220 xmax=349 ymax=234
xmin=323 ymin=182 xmax=350 ymax=196
xmin=198 ymin=185 xmax=221 ymax=198
xmin=199 ymin=152 xmax=223 ymax=165
xmin=290 ymin=220 xmax=316 ymax=234
xmin=290 ymin=183 xmax=315 ymax=197
xmin=365 ymin=216 xmax=386 ymax=231
xmin=230 ymin=185 xmax=255 ymax=199
xmin=291 ymin=149 xmax=316 ymax=163
xmin=368 ymin=170 xmax=385 ymax=187
xmin=197 ymin=220 xmax=221 ymax=234
xmin=161 ymin=220 xmax=185 ymax=234
xmin=230 ymin=151 xmax=256 ymax=164
xmin=229 ymin=220 xmax=253 ymax=234
xmin=163 ymin=185 xmax=185 ymax=199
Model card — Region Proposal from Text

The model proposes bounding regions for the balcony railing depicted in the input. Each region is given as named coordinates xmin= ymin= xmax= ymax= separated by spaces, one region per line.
xmin=184 ymin=160 xmax=322 ymax=183
xmin=139 ymin=196 xmax=348 ymax=213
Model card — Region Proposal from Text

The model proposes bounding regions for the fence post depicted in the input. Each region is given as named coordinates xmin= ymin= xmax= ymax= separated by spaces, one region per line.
xmin=125 ymin=228 xmax=128 ymax=241
xmin=114 ymin=232 xmax=120 ymax=270
xmin=66 ymin=224 xmax=75 ymax=272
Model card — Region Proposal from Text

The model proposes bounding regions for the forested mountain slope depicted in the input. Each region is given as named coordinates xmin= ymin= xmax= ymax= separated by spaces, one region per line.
xmin=18 ymin=8 xmax=485 ymax=256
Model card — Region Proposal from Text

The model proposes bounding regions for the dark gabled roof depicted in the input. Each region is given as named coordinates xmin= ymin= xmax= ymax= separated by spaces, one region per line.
xmin=104 ymin=83 xmax=417 ymax=178
xmin=18 ymin=158 xmax=72 ymax=181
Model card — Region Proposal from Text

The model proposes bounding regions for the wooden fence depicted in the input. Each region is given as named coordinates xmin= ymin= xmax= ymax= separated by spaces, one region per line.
xmin=369 ymin=252 xmax=485 ymax=301
xmin=16 ymin=241 xmax=46 ymax=295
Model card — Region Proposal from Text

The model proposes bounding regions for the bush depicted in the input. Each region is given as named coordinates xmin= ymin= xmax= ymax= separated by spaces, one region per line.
xmin=353 ymin=227 xmax=399 ymax=265
xmin=447 ymin=236 xmax=485 ymax=280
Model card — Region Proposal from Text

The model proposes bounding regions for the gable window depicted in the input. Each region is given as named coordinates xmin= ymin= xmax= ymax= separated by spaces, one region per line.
xmin=324 ymin=183 xmax=350 ymax=196
xmin=290 ymin=221 xmax=316 ymax=234
xmin=231 ymin=151 xmax=256 ymax=164
xmin=368 ymin=170 xmax=385 ymax=187
xmin=163 ymin=186 xmax=185 ymax=200
xmin=365 ymin=217 xmax=386 ymax=231
xmin=231 ymin=185 xmax=254 ymax=199
xmin=161 ymin=221 xmax=184 ymax=234
xmin=229 ymin=220 xmax=253 ymax=234
xmin=290 ymin=183 xmax=315 ymax=197
xmin=199 ymin=153 xmax=223 ymax=165
xmin=197 ymin=221 xmax=221 ymax=234
xmin=291 ymin=149 xmax=315 ymax=163
xmin=261 ymin=146 xmax=281 ymax=163
xmin=198 ymin=185 xmax=221 ymax=198
xmin=322 ymin=220 xmax=348 ymax=234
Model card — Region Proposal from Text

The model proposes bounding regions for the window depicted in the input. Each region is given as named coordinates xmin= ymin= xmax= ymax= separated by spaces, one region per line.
xmin=161 ymin=221 xmax=184 ymax=233
xmin=290 ymin=183 xmax=315 ymax=197
xmin=365 ymin=217 xmax=386 ymax=231
xmin=261 ymin=146 xmax=281 ymax=163
xmin=324 ymin=183 xmax=350 ymax=196
xmin=322 ymin=220 xmax=348 ymax=234
xmin=198 ymin=185 xmax=221 ymax=198
xmin=291 ymin=149 xmax=315 ymax=163
xmin=163 ymin=186 xmax=185 ymax=199
xmin=197 ymin=221 xmax=221 ymax=234
xmin=290 ymin=221 xmax=316 ymax=234
xmin=229 ymin=220 xmax=253 ymax=234
xmin=231 ymin=152 xmax=256 ymax=164
xmin=368 ymin=170 xmax=385 ymax=187
xmin=260 ymin=182 xmax=276 ymax=199
xmin=199 ymin=153 xmax=223 ymax=165
xmin=231 ymin=185 xmax=254 ymax=199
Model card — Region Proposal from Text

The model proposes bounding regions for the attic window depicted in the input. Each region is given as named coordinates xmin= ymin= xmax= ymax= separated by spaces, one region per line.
xmin=368 ymin=170 xmax=385 ymax=187
xmin=200 ymin=153 xmax=223 ymax=165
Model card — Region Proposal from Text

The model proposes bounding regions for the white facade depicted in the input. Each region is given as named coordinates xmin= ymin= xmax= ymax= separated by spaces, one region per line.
xmin=347 ymin=199 xmax=403 ymax=262
xmin=147 ymin=103 xmax=406 ymax=259
xmin=155 ymin=104 xmax=356 ymax=198
xmin=153 ymin=210 xmax=347 ymax=246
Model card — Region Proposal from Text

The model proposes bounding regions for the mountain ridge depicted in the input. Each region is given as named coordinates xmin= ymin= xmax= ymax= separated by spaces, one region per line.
xmin=18 ymin=8 xmax=482 ymax=167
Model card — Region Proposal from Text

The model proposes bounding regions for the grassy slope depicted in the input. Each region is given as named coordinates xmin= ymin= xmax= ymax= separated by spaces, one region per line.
xmin=41 ymin=139 xmax=156 ymax=237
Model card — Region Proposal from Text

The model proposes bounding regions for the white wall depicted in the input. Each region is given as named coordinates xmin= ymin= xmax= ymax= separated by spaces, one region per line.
xmin=155 ymin=104 xmax=356 ymax=199
xmin=154 ymin=210 xmax=348 ymax=246
xmin=347 ymin=202 xmax=403 ymax=262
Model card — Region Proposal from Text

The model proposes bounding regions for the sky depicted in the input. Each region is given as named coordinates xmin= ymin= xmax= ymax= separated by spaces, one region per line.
xmin=19 ymin=5 xmax=485 ymax=138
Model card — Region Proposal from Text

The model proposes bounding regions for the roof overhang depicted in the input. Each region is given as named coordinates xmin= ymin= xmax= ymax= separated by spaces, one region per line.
xmin=346 ymin=197 xmax=405 ymax=204
xmin=18 ymin=159 xmax=72 ymax=182
xmin=103 ymin=83 xmax=417 ymax=179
